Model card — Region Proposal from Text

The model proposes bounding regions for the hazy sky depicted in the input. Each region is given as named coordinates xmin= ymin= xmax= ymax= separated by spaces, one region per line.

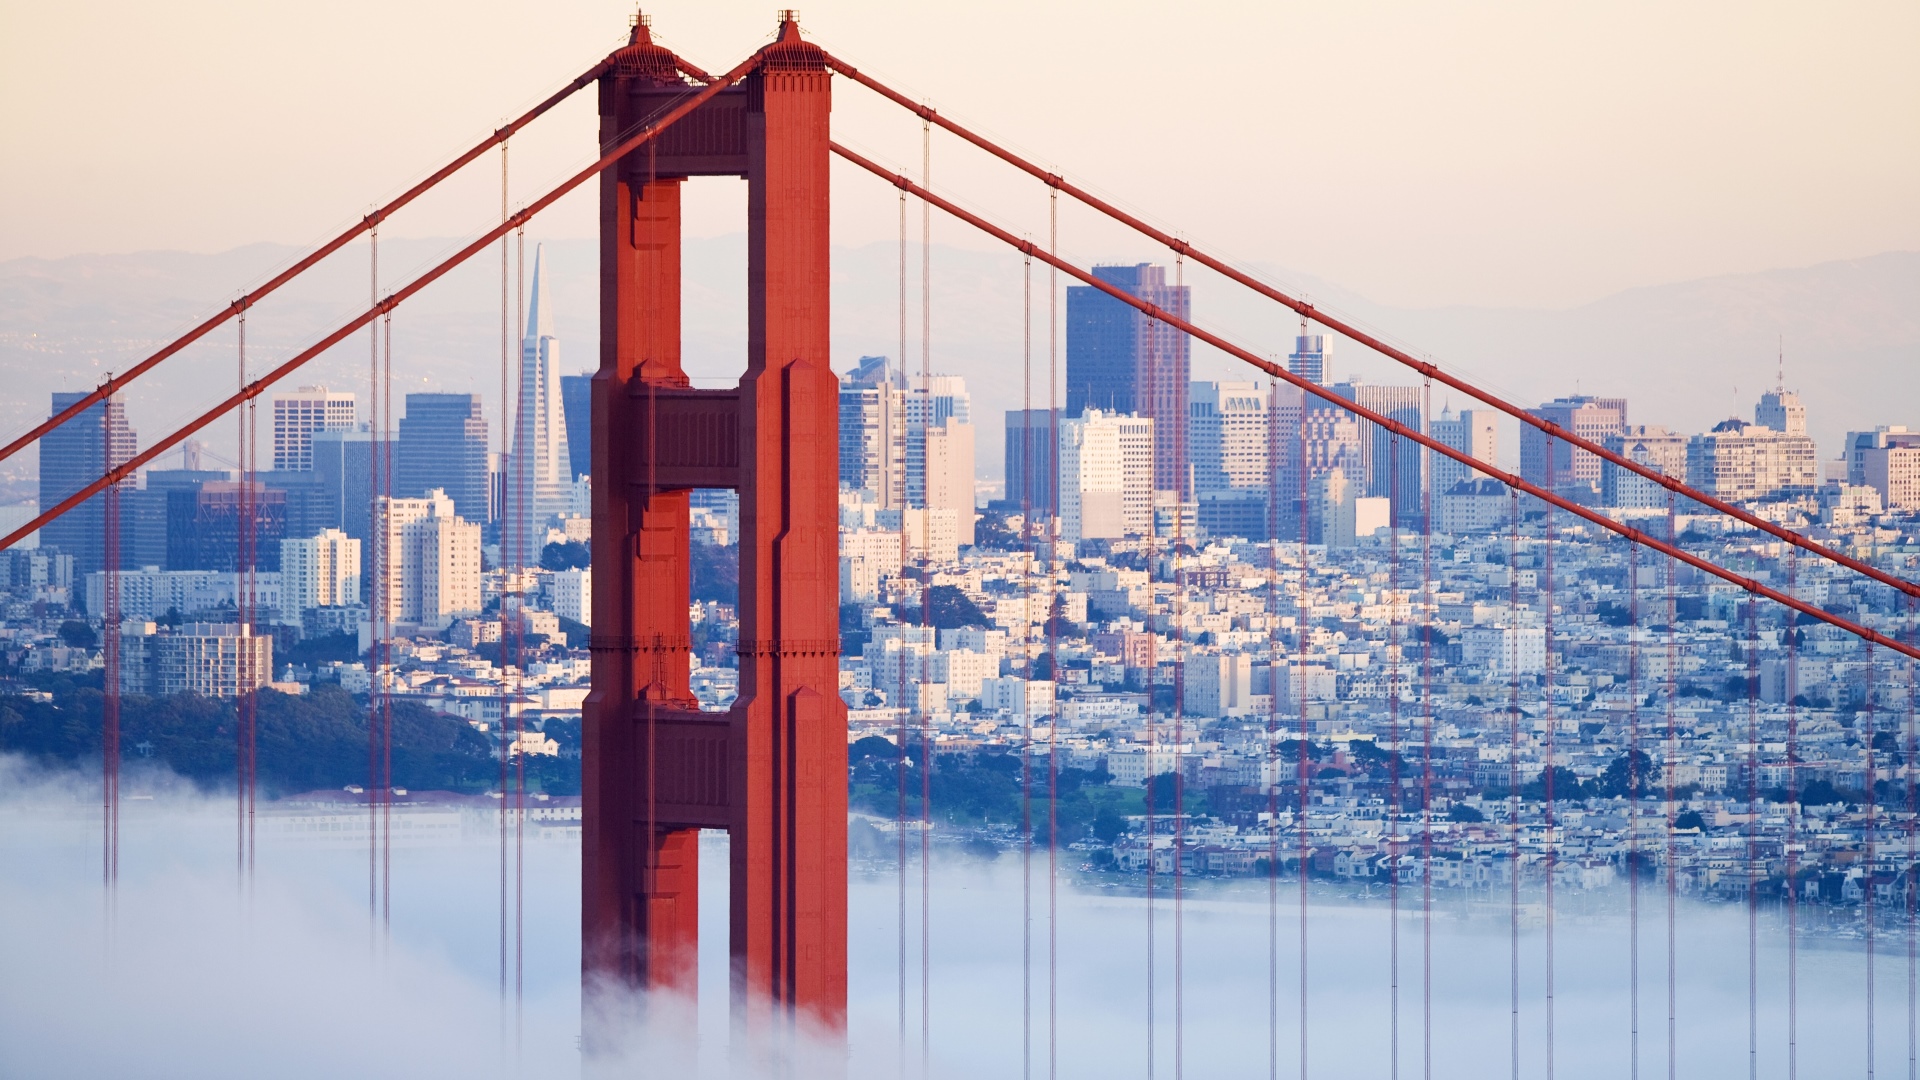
xmin=3 ymin=0 xmax=1916 ymax=309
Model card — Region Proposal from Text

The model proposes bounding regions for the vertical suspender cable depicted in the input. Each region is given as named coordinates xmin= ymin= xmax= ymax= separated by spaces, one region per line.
xmin=1021 ymin=250 xmax=1033 ymax=1080
xmin=381 ymin=311 xmax=394 ymax=942
xmin=1389 ymin=440 xmax=1402 ymax=1080
xmin=894 ymin=185 xmax=909 ymax=1078
xmin=1787 ymin=547 xmax=1800 ymax=1080
xmin=1046 ymin=187 xmax=1061 ymax=1080
xmin=1297 ymin=334 xmax=1311 ymax=1080
xmin=1507 ymin=487 xmax=1521 ymax=1080
xmin=1628 ymin=541 xmax=1643 ymax=1068
xmin=919 ymin=114 xmax=934 ymax=1080
xmin=1267 ymin=374 xmax=1281 ymax=1080
xmin=1544 ymin=447 xmax=1557 ymax=1080
xmin=497 ymin=142 xmax=511 ymax=1026
xmin=1143 ymin=279 xmax=1159 ymax=1080
xmin=1907 ymin=590 xmax=1918 ymax=1080
xmin=1629 ymin=541 xmax=1642 ymax=1080
xmin=368 ymin=224 xmax=381 ymax=947
xmin=1664 ymin=496 xmax=1678 ymax=1080
xmin=1747 ymin=595 xmax=1760 ymax=1080
xmin=247 ymin=394 xmax=259 ymax=880
xmin=243 ymin=309 xmax=259 ymax=886
xmin=515 ymin=150 xmax=540 ymax=1057
xmin=1906 ymin=591 xmax=1916 ymax=1080
xmin=1868 ymin=634 xmax=1880 ymax=1080
xmin=238 ymin=310 xmax=251 ymax=884
xmin=1172 ymin=251 xmax=1186 ymax=1080
xmin=102 ymin=387 xmax=121 ymax=916
xmin=1420 ymin=377 xmax=1434 ymax=1080
xmin=513 ymin=223 xmax=527 ymax=1033
xmin=893 ymin=186 xmax=908 ymax=1078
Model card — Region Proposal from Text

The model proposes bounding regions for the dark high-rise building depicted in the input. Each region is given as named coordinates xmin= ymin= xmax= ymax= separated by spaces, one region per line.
xmin=561 ymin=373 xmax=592 ymax=482
xmin=259 ymin=468 xmax=332 ymax=541
xmin=396 ymin=394 xmax=490 ymax=524
xmin=40 ymin=392 xmax=137 ymax=580
xmin=312 ymin=427 xmax=377 ymax=549
xmin=127 ymin=469 xmax=226 ymax=569
xmin=1004 ymin=408 xmax=1060 ymax=518
xmin=166 ymin=482 xmax=286 ymax=572
xmin=1066 ymin=263 xmax=1191 ymax=494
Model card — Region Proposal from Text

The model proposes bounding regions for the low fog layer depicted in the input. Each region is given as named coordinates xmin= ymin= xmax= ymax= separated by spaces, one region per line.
xmin=0 ymin=756 xmax=1898 ymax=1078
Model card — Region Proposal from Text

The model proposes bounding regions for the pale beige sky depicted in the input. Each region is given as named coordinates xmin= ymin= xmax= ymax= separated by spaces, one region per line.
xmin=2 ymin=0 xmax=1915 ymax=308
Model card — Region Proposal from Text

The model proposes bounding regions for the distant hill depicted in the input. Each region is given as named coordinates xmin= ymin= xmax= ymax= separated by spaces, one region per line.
xmin=2 ymin=239 xmax=1913 ymax=487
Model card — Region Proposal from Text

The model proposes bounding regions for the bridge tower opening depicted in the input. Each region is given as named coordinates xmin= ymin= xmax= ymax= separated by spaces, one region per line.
xmin=584 ymin=12 xmax=846 ymax=1044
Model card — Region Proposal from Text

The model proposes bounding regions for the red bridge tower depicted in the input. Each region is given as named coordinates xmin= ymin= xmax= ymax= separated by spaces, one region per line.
xmin=583 ymin=13 xmax=846 ymax=1039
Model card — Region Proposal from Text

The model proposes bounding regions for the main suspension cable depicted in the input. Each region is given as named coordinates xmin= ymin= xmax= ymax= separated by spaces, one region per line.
xmin=826 ymin=142 xmax=1920 ymax=663
xmin=0 ymin=55 xmax=620 ymax=471
xmin=1 ymin=51 xmax=768 ymax=556
xmin=819 ymin=53 xmax=1920 ymax=602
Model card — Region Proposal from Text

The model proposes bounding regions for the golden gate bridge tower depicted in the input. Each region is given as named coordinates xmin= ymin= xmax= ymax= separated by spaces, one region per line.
xmin=583 ymin=13 xmax=847 ymax=1039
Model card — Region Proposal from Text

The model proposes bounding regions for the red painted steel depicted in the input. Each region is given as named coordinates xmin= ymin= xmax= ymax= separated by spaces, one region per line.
xmin=584 ymin=14 xmax=846 ymax=1047
xmin=820 ymin=56 xmax=1920 ymax=602
xmin=827 ymin=140 xmax=1920 ymax=665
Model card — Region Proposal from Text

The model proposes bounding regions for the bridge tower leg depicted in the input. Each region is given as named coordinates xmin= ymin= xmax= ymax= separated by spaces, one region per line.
xmin=732 ymin=27 xmax=846 ymax=1034
xmin=583 ymin=12 xmax=845 ymax=1051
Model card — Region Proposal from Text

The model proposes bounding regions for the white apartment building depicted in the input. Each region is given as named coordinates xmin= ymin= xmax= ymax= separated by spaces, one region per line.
xmin=1431 ymin=408 xmax=1499 ymax=495
xmin=374 ymin=488 xmax=482 ymax=631
xmin=120 ymin=621 xmax=273 ymax=698
xmin=1058 ymin=409 xmax=1154 ymax=542
xmin=930 ymin=649 xmax=996 ymax=701
xmin=86 ymin=568 xmax=281 ymax=624
xmin=923 ymin=417 xmax=976 ymax=547
xmin=1686 ymin=420 xmax=1818 ymax=502
xmin=1861 ymin=442 xmax=1920 ymax=510
xmin=938 ymin=626 xmax=1009 ymax=661
xmin=272 ymin=386 xmax=356 ymax=471
xmin=981 ymin=676 xmax=1056 ymax=718
xmin=1601 ymin=426 xmax=1688 ymax=509
xmin=1461 ymin=626 xmax=1547 ymax=676
xmin=1106 ymin=745 xmax=1183 ymax=787
xmin=1186 ymin=651 xmax=1254 ymax=717
xmin=549 ymin=568 xmax=590 ymax=626
xmin=891 ymin=508 xmax=960 ymax=565
xmin=840 ymin=528 xmax=904 ymax=603
xmin=280 ymin=528 xmax=361 ymax=625
xmin=1437 ymin=478 xmax=1513 ymax=534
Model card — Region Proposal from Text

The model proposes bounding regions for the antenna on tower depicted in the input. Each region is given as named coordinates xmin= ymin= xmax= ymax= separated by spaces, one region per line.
xmin=1777 ymin=335 xmax=1784 ymax=393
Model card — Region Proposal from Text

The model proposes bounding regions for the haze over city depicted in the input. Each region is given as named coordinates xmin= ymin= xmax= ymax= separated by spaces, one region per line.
xmin=2 ymin=3 xmax=1918 ymax=1078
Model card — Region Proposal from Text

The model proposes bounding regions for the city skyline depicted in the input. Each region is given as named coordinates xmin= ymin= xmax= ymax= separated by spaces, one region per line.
xmin=4 ymin=8 xmax=1918 ymax=1077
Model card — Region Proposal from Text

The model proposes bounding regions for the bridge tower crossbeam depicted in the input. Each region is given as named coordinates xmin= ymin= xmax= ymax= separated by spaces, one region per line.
xmin=583 ymin=13 xmax=847 ymax=1043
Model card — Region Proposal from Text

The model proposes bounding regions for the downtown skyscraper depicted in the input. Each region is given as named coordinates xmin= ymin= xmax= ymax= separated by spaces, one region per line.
xmin=40 ymin=392 xmax=137 ymax=581
xmin=1066 ymin=264 xmax=1191 ymax=495
xmin=506 ymin=245 xmax=572 ymax=566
